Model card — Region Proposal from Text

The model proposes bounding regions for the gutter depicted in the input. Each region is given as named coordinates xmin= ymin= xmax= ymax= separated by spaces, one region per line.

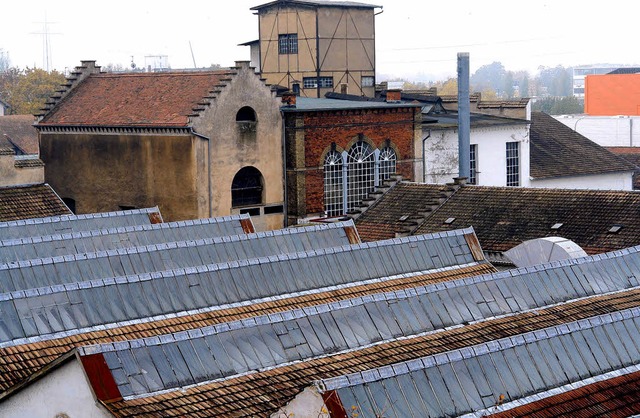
xmin=190 ymin=128 xmax=213 ymax=218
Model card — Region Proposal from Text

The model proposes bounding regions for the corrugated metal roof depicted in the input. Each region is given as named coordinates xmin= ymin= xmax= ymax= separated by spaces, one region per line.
xmin=0 ymin=207 xmax=162 ymax=241
xmin=0 ymin=228 xmax=478 ymax=344
xmin=321 ymin=306 xmax=640 ymax=417
xmin=0 ymin=221 xmax=356 ymax=293
xmin=0 ymin=214 xmax=252 ymax=263
xmin=76 ymin=244 xmax=640 ymax=399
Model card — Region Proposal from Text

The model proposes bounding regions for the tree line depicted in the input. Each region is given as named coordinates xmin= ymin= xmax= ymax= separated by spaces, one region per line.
xmin=0 ymin=61 xmax=582 ymax=116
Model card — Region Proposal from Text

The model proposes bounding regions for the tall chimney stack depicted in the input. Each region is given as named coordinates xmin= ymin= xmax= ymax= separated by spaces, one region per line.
xmin=457 ymin=52 xmax=470 ymax=179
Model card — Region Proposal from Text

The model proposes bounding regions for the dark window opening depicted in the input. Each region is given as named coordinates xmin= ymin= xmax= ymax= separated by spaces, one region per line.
xmin=264 ymin=205 xmax=284 ymax=215
xmin=240 ymin=207 xmax=261 ymax=216
xmin=62 ymin=198 xmax=76 ymax=214
xmin=232 ymin=166 xmax=264 ymax=207
xmin=119 ymin=205 xmax=137 ymax=211
xmin=236 ymin=106 xmax=257 ymax=122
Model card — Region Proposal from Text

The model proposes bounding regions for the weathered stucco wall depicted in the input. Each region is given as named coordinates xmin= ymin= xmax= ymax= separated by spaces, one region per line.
xmin=0 ymin=154 xmax=44 ymax=187
xmin=0 ymin=358 xmax=112 ymax=418
xmin=193 ymin=62 xmax=284 ymax=231
xmin=40 ymin=131 xmax=203 ymax=221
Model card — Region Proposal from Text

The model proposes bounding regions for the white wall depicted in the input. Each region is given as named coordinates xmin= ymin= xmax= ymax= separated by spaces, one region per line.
xmin=422 ymin=124 xmax=530 ymax=186
xmin=271 ymin=386 xmax=326 ymax=418
xmin=554 ymin=115 xmax=640 ymax=147
xmin=530 ymin=170 xmax=634 ymax=190
xmin=0 ymin=358 xmax=112 ymax=418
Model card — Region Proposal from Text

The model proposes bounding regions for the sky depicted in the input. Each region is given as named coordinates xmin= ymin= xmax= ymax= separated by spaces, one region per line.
xmin=1 ymin=0 xmax=637 ymax=81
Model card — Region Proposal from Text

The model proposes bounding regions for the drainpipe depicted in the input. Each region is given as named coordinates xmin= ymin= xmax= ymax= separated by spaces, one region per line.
xmin=422 ymin=130 xmax=431 ymax=183
xmin=457 ymin=52 xmax=470 ymax=179
xmin=191 ymin=128 xmax=213 ymax=218
xmin=281 ymin=112 xmax=288 ymax=227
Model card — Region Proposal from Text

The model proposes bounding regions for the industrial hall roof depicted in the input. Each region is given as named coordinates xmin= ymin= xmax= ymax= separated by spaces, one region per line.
xmin=57 ymin=242 xmax=640 ymax=416
xmin=0 ymin=206 xmax=162 ymax=241
xmin=530 ymin=111 xmax=636 ymax=179
xmin=0 ymin=224 xmax=492 ymax=396
xmin=355 ymin=181 xmax=640 ymax=256
xmin=0 ymin=213 xmax=254 ymax=264
xmin=37 ymin=69 xmax=235 ymax=128
xmin=0 ymin=220 xmax=358 ymax=293
xmin=0 ymin=184 xmax=71 ymax=222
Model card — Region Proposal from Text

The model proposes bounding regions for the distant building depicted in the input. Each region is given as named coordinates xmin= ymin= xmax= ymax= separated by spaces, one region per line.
xmin=571 ymin=64 xmax=637 ymax=98
xmin=245 ymin=0 xmax=380 ymax=98
xmin=0 ymin=115 xmax=44 ymax=188
xmin=585 ymin=70 xmax=640 ymax=116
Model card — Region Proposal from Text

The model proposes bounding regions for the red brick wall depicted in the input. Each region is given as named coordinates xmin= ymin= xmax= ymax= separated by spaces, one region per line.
xmin=287 ymin=107 xmax=418 ymax=218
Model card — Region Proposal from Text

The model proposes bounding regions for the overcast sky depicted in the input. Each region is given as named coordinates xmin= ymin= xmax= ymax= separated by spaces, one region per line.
xmin=1 ymin=0 xmax=637 ymax=81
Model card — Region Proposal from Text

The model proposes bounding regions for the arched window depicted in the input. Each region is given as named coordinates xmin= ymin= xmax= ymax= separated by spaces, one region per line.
xmin=236 ymin=106 xmax=257 ymax=122
xmin=231 ymin=166 xmax=263 ymax=207
xmin=347 ymin=140 xmax=375 ymax=212
xmin=324 ymin=150 xmax=344 ymax=216
xmin=378 ymin=146 xmax=397 ymax=183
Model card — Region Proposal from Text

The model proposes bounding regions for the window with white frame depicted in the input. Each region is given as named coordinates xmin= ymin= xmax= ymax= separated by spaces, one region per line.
xmin=347 ymin=141 xmax=375 ymax=212
xmin=469 ymin=144 xmax=478 ymax=185
xmin=278 ymin=34 xmax=298 ymax=54
xmin=322 ymin=141 xmax=399 ymax=216
xmin=506 ymin=141 xmax=520 ymax=186
xmin=378 ymin=146 xmax=396 ymax=184
xmin=323 ymin=150 xmax=344 ymax=217
xmin=303 ymin=76 xmax=334 ymax=89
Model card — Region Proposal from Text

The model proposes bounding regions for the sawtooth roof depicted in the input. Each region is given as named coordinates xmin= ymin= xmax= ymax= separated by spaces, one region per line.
xmin=530 ymin=111 xmax=636 ymax=179
xmin=37 ymin=71 xmax=235 ymax=127
xmin=88 ymin=246 xmax=640 ymax=416
xmin=356 ymin=182 xmax=640 ymax=255
xmin=0 ymin=206 xmax=162 ymax=241
xmin=0 ymin=184 xmax=71 ymax=222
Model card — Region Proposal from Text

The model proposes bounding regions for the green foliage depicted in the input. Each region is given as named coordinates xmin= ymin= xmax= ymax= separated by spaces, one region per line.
xmin=0 ymin=67 xmax=65 ymax=115
xmin=531 ymin=95 xmax=584 ymax=115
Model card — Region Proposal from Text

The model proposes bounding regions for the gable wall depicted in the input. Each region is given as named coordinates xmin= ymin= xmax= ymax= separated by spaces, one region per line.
xmin=193 ymin=62 xmax=284 ymax=231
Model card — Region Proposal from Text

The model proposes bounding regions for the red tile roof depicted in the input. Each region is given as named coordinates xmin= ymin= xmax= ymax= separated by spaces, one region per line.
xmin=38 ymin=71 xmax=234 ymax=127
xmin=0 ymin=115 xmax=38 ymax=154
xmin=0 ymin=184 xmax=71 ymax=221
xmin=488 ymin=369 xmax=640 ymax=417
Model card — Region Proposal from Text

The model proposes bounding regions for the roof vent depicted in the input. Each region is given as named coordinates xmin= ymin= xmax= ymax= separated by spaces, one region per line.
xmin=399 ymin=215 xmax=409 ymax=221
xmin=444 ymin=217 xmax=456 ymax=225
xmin=608 ymin=224 xmax=623 ymax=234
xmin=551 ymin=223 xmax=563 ymax=230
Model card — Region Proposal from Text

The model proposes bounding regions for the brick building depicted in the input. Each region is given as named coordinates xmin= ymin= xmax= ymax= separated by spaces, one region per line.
xmin=282 ymin=92 xmax=421 ymax=224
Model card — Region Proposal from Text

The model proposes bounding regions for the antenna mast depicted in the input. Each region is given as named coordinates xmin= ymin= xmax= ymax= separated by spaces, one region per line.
xmin=32 ymin=13 xmax=61 ymax=71
xmin=189 ymin=41 xmax=197 ymax=68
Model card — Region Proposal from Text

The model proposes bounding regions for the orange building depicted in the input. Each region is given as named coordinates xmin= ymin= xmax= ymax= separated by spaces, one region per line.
xmin=585 ymin=73 xmax=640 ymax=116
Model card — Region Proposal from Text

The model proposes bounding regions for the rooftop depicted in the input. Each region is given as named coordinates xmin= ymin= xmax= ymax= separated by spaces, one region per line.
xmin=251 ymin=0 xmax=381 ymax=11
xmin=0 ymin=184 xmax=71 ymax=222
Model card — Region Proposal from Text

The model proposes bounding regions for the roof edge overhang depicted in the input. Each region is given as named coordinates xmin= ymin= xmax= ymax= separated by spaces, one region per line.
xmin=251 ymin=0 xmax=381 ymax=11
xmin=530 ymin=168 xmax=637 ymax=181
xmin=35 ymin=125 xmax=194 ymax=135
xmin=0 ymin=349 xmax=77 ymax=403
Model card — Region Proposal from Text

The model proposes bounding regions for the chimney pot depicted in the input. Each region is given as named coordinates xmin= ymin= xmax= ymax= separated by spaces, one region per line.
xmin=282 ymin=91 xmax=297 ymax=107
xmin=386 ymin=89 xmax=402 ymax=102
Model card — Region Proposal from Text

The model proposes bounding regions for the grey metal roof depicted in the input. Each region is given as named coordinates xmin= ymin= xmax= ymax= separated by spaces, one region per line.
xmin=251 ymin=0 xmax=381 ymax=11
xmin=0 ymin=221 xmax=356 ymax=293
xmin=0 ymin=207 xmax=162 ymax=241
xmin=320 ymin=306 xmax=640 ymax=418
xmin=281 ymin=97 xmax=421 ymax=112
xmin=0 ymin=214 xmax=252 ymax=264
xmin=0 ymin=228 xmax=478 ymax=344
xmin=75 ymin=244 xmax=640 ymax=398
